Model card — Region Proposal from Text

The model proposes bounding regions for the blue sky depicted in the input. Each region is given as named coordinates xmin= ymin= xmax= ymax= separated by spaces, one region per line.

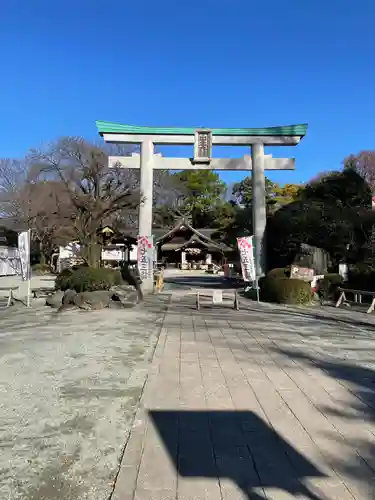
xmin=1 ymin=0 xmax=375 ymax=188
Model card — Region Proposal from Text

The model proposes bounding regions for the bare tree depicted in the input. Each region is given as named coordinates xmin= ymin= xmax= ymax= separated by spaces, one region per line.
xmin=344 ymin=151 xmax=375 ymax=193
xmin=1 ymin=143 xmax=189 ymax=266
xmin=23 ymin=181 xmax=73 ymax=263
xmin=152 ymin=170 xmax=187 ymax=228
xmin=28 ymin=137 xmax=140 ymax=267
xmin=0 ymin=158 xmax=80 ymax=262
xmin=0 ymin=158 xmax=29 ymax=218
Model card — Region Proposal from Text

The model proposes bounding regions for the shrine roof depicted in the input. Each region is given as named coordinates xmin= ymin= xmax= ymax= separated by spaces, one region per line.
xmin=96 ymin=121 xmax=308 ymax=138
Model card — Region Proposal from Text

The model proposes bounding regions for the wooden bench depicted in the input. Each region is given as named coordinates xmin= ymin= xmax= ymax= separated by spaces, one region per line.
xmin=336 ymin=287 xmax=375 ymax=314
xmin=0 ymin=286 xmax=20 ymax=307
xmin=196 ymin=289 xmax=239 ymax=311
xmin=31 ymin=287 xmax=55 ymax=299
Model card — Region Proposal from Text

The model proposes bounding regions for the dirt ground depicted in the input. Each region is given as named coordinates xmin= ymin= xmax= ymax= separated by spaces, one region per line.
xmin=0 ymin=293 xmax=169 ymax=500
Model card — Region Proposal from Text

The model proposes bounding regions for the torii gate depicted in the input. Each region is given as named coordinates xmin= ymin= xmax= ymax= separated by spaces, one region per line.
xmin=96 ymin=121 xmax=308 ymax=290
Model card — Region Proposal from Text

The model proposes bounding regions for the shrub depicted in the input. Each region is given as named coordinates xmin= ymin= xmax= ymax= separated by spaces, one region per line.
xmin=243 ymin=288 xmax=260 ymax=301
xmin=55 ymin=267 xmax=122 ymax=292
xmin=261 ymin=277 xmax=312 ymax=305
xmin=31 ymin=263 xmax=51 ymax=275
xmin=323 ymin=273 xmax=344 ymax=285
xmin=72 ymin=263 xmax=89 ymax=271
xmin=347 ymin=266 xmax=375 ymax=292
xmin=55 ymin=268 xmax=74 ymax=291
xmin=317 ymin=273 xmax=343 ymax=301
xmin=267 ymin=267 xmax=290 ymax=279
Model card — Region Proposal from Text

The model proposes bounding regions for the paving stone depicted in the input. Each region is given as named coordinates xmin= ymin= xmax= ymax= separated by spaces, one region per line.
xmin=112 ymin=291 xmax=375 ymax=500
xmin=134 ymin=487 xmax=176 ymax=500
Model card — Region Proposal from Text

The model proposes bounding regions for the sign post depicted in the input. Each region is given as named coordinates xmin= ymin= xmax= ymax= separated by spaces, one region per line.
xmin=290 ymin=266 xmax=314 ymax=282
xmin=18 ymin=229 xmax=31 ymax=307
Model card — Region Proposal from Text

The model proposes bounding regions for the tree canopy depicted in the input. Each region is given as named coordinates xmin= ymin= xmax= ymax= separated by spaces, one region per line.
xmin=265 ymin=169 xmax=374 ymax=269
xmin=232 ymin=176 xmax=301 ymax=212
xmin=2 ymin=139 xmax=375 ymax=273
xmin=172 ymin=170 xmax=228 ymax=227
xmin=344 ymin=151 xmax=375 ymax=192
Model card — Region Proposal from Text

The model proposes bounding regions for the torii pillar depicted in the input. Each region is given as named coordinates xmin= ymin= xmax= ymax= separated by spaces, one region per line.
xmin=97 ymin=122 xmax=308 ymax=291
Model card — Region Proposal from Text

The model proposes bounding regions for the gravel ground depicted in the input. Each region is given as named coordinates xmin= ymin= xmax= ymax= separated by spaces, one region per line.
xmin=0 ymin=294 xmax=170 ymax=500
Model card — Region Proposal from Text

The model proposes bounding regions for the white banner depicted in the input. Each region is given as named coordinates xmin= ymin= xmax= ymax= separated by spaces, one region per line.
xmin=18 ymin=230 xmax=31 ymax=282
xmin=338 ymin=263 xmax=348 ymax=282
xmin=137 ymin=235 xmax=154 ymax=281
xmin=237 ymin=236 xmax=256 ymax=282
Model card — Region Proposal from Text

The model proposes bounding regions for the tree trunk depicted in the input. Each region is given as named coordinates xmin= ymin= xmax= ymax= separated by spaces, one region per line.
xmin=38 ymin=241 xmax=48 ymax=265
xmin=86 ymin=242 xmax=102 ymax=268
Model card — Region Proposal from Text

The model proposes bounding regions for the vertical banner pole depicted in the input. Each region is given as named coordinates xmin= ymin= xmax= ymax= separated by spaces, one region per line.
xmin=27 ymin=229 xmax=31 ymax=307
xmin=18 ymin=229 xmax=31 ymax=307
xmin=137 ymin=235 xmax=154 ymax=292
xmin=237 ymin=235 xmax=259 ymax=301
xmin=237 ymin=236 xmax=256 ymax=281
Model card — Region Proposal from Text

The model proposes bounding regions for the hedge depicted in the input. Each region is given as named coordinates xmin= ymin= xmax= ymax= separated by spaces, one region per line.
xmin=316 ymin=273 xmax=343 ymax=301
xmin=55 ymin=267 xmax=123 ymax=292
xmin=31 ymin=263 xmax=51 ymax=275
xmin=260 ymin=277 xmax=312 ymax=305
xmin=346 ymin=267 xmax=375 ymax=292
xmin=266 ymin=267 xmax=290 ymax=279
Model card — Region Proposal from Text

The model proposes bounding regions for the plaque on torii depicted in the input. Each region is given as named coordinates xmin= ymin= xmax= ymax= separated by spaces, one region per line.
xmin=194 ymin=129 xmax=212 ymax=164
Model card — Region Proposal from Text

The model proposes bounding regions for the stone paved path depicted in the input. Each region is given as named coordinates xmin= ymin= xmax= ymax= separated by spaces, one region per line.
xmin=112 ymin=293 xmax=375 ymax=500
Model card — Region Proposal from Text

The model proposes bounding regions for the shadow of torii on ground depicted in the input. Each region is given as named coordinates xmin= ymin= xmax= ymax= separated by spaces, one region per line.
xmin=149 ymin=410 xmax=326 ymax=500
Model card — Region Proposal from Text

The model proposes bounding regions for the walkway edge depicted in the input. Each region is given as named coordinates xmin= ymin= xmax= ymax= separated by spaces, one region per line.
xmin=110 ymin=295 xmax=171 ymax=500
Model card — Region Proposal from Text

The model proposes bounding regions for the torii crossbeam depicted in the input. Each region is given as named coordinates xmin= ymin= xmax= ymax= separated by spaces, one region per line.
xmin=97 ymin=121 xmax=308 ymax=290
xmin=109 ymin=153 xmax=295 ymax=171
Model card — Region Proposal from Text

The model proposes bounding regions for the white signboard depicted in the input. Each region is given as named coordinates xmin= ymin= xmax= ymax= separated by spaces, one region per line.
xmin=18 ymin=230 xmax=31 ymax=282
xmin=237 ymin=236 xmax=256 ymax=282
xmin=101 ymin=248 xmax=124 ymax=261
xmin=137 ymin=235 xmax=154 ymax=281
xmin=290 ymin=266 xmax=314 ymax=282
xmin=59 ymin=242 xmax=81 ymax=260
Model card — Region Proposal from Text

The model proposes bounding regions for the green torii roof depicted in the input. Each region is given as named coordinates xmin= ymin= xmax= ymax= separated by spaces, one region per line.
xmin=96 ymin=120 xmax=308 ymax=137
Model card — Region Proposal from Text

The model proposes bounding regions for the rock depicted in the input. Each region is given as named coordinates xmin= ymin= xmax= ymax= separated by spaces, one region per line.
xmin=293 ymin=244 xmax=330 ymax=275
xmin=57 ymin=285 xmax=140 ymax=313
xmin=45 ymin=291 xmax=64 ymax=308
xmin=57 ymin=290 xmax=111 ymax=312
xmin=57 ymin=289 xmax=78 ymax=313
xmin=62 ymin=289 xmax=77 ymax=304
xmin=110 ymin=285 xmax=139 ymax=308
xmin=120 ymin=265 xmax=143 ymax=302
xmin=73 ymin=291 xmax=112 ymax=310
